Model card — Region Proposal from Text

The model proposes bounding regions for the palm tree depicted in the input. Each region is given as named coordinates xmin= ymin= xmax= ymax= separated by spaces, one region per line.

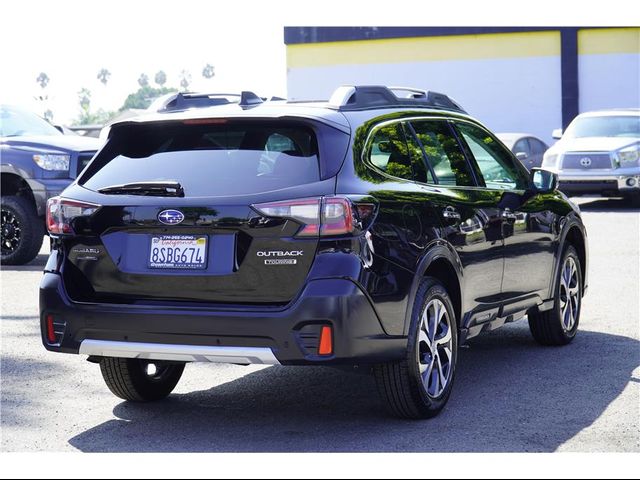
xmin=78 ymin=88 xmax=91 ymax=112
xmin=97 ymin=68 xmax=111 ymax=86
xmin=202 ymin=63 xmax=215 ymax=80
xmin=138 ymin=73 xmax=149 ymax=88
xmin=179 ymin=70 xmax=191 ymax=91
xmin=154 ymin=70 xmax=167 ymax=87
xmin=36 ymin=72 xmax=49 ymax=89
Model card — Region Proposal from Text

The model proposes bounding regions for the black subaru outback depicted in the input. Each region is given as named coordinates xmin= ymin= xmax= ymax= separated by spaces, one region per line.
xmin=40 ymin=86 xmax=588 ymax=418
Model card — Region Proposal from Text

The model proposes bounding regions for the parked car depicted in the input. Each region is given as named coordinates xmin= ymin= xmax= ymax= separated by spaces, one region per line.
xmin=496 ymin=133 xmax=548 ymax=171
xmin=542 ymin=109 xmax=640 ymax=205
xmin=40 ymin=86 xmax=588 ymax=419
xmin=1 ymin=105 xmax=101 ymax=264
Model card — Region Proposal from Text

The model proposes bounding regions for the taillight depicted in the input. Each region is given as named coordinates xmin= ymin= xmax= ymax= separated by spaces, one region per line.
xmin=46 ymin=197 xmax=100 ymax=235
xmin=320 ymin=197 xmax=353 ymax=236
xmin=251 ymin=198 xmax=321 ymax=237
xmin=252 ymin=196 xmax=375 ymax=237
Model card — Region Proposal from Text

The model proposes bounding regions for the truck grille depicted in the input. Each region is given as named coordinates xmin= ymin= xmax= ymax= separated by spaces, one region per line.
xmin=77 ymin=152 xmax=96 ymax=176
xmin=562 ymin=152 xmax=612 ymax=170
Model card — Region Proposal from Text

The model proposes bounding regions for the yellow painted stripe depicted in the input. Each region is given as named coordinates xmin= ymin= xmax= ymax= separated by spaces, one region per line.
xmin=578 ymin=28 xmax=640 ymax=55
xmin=287 ymin=31 xmax=560 ymax=68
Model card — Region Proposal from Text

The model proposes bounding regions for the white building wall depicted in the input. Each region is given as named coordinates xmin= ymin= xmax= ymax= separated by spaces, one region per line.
xmin=288 ymin=56 xmax=562 ymax=145
xmin=579 ymin=53 xmax=640 ymax=112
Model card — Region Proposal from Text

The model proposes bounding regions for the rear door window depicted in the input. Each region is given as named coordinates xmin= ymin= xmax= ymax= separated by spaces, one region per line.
xmin=409 ymin=120 xmax=475 ymax=187
xmin=81 ymin=122 xmax=320 ymax=197
xmin=368 ymin=123 xmax=414 ymax=180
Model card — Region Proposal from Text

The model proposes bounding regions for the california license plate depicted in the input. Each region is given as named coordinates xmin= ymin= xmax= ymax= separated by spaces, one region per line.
xmin=149 ymin=235 xmax=207 ymax=269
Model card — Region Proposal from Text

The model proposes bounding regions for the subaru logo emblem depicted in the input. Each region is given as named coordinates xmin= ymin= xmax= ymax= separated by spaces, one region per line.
xmin=158 ymin=209 xmax=184 ymax=225
xmin=580 ymin=157 xmax=592 ymax=167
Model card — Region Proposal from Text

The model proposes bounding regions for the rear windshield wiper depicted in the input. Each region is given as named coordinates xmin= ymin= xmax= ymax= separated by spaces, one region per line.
xmin=97 ymin=181 xmax=185 ymax=197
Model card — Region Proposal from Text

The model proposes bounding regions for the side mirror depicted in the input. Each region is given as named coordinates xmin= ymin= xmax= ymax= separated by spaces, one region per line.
xmin=531 ymin=168 xmax=558 ymax=193
xmin=552 ymin=128 xmax=563 ymax=140
xmin=515 ymin=151 xmax=528 ymax=160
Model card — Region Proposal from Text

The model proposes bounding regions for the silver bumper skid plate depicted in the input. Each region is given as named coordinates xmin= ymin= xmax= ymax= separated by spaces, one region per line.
xmin=79 ymin=339 xmax=280 ymax=365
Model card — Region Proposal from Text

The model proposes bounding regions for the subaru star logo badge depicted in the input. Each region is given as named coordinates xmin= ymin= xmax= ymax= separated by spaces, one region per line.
xmin=158 ymin=209 xmax=184 ymax=225
xmin=580 ymin=157 xmax=592 ymax=167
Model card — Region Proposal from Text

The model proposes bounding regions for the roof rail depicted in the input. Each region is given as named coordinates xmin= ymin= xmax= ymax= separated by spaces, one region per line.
xmin=328 ymin=85 xmax=467 ymax=114
xmin=159 ymin=91 xmax=266 ymax=112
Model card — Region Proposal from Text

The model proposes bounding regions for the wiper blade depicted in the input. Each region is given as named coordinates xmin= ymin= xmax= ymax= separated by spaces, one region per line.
xmin=98 ymin=181 xmax=185 ymax=197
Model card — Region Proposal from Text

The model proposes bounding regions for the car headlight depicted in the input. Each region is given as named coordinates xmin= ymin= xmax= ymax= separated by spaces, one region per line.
xmin=542 ymin=152 xmax=559 ymax=168
xmin=617 ymin=145 xmax=640 ymax=165
xmin=33 ymin=154 xmax=70 ymax=171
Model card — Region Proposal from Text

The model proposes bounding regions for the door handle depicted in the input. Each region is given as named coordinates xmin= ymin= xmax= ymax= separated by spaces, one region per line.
xmin=442 ymin=206 xmax=461 ymax=221
xmin=501 ymin=208 xmax=517 ymax=222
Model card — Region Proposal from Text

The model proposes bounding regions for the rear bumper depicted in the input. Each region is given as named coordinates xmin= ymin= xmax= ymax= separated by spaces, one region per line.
xmin=40 ymin=273 xmax=407 ymax=366
xmin=558 ymin=169 xmax=640 ymax=196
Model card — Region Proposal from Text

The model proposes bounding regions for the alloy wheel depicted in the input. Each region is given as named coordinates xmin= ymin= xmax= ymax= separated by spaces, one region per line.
xmin=559 ymin=256 xmax=580 ymax=331
xmin=1 ymin=208 xmax=22 ymax=255
xmin=417 ymin=298 xmax=454 ymax=398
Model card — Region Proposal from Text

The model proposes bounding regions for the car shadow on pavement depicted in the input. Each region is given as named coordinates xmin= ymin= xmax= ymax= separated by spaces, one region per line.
xmin=574 ymin=197 xmax=639 ymax=212
xmin=68 ymin=322 xmax=639 ymax=452
xmin=0 ymin=253 xmax=48 ymax=272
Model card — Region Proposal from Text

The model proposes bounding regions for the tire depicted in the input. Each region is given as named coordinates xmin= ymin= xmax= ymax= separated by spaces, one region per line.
xmin=624 ymin=193 xmax=640 ymax=208
xmin=528 ymin=245 xmax=582 ymax=346
xmin=374 ymin=277 xmax=458 ymax=419
xmin=1 ymin=195 xmax=43 ymax=265
xmin=99 ymin=357 xmax=185 ymax=402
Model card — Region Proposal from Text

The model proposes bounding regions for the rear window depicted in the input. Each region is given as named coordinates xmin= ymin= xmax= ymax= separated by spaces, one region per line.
xmin=80 ymin=122 xmax=320 ymax=196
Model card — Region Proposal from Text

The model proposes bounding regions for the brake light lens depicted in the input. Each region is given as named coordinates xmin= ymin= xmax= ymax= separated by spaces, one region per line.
xmin=46 ymin=197 xmax=100 ymax=234
xmin=321 ymin=197 xmax=353 ymax=236
xmin=252 ymin=198 xmax=321 ymax=236
xmin=252 ymin=196 xmax=374 ymax=237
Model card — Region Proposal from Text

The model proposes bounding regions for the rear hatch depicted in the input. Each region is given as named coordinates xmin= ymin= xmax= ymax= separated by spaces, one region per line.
xmin=58 ymin=118 xmax=350 ymax=306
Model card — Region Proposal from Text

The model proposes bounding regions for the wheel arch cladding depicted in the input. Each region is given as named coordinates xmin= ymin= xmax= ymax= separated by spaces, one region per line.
xmin=1 ymin=173 xmax=36 ymax=206
xmin=404 ymin=248 xmax=463 ymax=336
xmin=565 ymin=225 xmax=587 ymax=291
xmin=424 ymin=258 xmax=462 ymax=330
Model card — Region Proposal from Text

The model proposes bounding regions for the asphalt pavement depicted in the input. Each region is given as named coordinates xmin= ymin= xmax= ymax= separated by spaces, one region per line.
xmin=1 ymin=196 xmax=638 ymax=452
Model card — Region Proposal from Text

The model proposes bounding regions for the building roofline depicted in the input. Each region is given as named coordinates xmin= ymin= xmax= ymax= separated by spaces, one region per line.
xmin=283 ymin=26 xmax=616 ymax=45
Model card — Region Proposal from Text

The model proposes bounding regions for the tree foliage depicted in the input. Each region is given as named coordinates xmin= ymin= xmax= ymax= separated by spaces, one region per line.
xmin=121 ymin=85 xmax=177 ymax=110
xmin=73 ymin=87 xmax=117 ymax=125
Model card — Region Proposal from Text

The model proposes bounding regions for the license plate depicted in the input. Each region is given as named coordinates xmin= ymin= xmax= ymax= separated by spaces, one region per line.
xmin=149 ymin=235 xmax=207 ymax=269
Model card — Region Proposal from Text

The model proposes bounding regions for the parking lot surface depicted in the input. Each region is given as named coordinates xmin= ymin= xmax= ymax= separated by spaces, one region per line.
xmin=1 ymin=197 xmax=638 ymax=452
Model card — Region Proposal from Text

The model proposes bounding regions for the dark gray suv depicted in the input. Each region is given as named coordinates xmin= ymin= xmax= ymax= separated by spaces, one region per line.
xmin=1 ymin=105 xmax=101 ymax=264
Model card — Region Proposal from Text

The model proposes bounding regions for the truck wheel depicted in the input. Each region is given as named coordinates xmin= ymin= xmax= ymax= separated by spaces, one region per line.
xmin=1 ymin=195 xmax=43 ymax=265
xmin=99 ymin=358 xmax=185 ymax=402
xmin=528 ymin=245 xmax=583 ymax=346
xmin=624 ymin=193 xmax=640 ymax=208
xmin=374 ymin=277 xmax=458 ymax=419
